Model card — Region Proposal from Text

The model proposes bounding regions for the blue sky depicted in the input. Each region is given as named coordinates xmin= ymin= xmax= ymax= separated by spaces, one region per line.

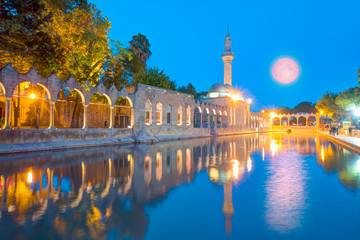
xmin=91 ymin=0 xmax=360 ymax=111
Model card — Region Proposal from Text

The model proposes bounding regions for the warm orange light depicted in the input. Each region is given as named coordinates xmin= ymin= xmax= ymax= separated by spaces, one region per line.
xmin=29 ymin=93 xmax=36 ymax=99
xmin=262 ymin=110 xmax=265 ymax=113
xmin=27 ymin=172 xmax=33 ymax=183
xmin=246 ymin=98 xmax=252 ymax=104
xmin=320 ymin=110 xmax=323 ymax=114
xmin=320 ymin=147 xmax=325 ymax=162
xmin=230 ymin=94 xmax=242 ymax=101
xmin=231 ymin=159 xmax=240 ymax=179
xmin=270 ymin=140 xmax=278 ymax=156
xmin=270 ymin=112 xmax=277 ymax=118
xmin=247 ymin=157 xmax=253 ymax=172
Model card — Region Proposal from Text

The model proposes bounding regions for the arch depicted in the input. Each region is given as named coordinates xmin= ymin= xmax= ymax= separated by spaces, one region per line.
xmin=87 ymin=93 xmax=111 ymax=128
xmin=281 ymin=116 xmax=289 ymax=126
xmin=114 ymin=96 xmax=133 ymax=128
xmin=156 ymin=102 xmax=163 ymax=125
xmin=186 ymin=105 xmax=191 ymax=126
xmin=194 ymin=106 xmax=201 ymax=128
xmin=289 ymin=116 xmax=297 ymax=126
xmin=307 ymin=116 xmax=316 ymax=126
xmin=222 ymin=110 xmax=228 ymax=128
xmin=272 ymin=117 xmax=280 ymax=126
xmin=217 ymin=110 xmax=222 ymax=128
xmin=298 ymin=116 xmax=306 ymax=126
xmin=166 ymin=105 xmax=171 ymax=124
xmin=145 ymin=100 xmax=152 ymax=125
xmin=177 ymin=106 xmax=183 ymax=125
xmin=55 ymin=88 xmax=84 ymax=128
xmin=0 ymin=82 xmax=6 ymax=96
xmin=203 ymin=108 xmax=209 ymax=128
xmin=0 ymin=84 xmax=5 ymax=128
xmin=210 ymin=109 xmax=216 ymax=125
xmin=10 ymin=82 xmax=50 ymax=128
xmin=73 ymin=88 xmax=85 ymax=104
xmin=36 ymin=83 xmax=52 ymax=102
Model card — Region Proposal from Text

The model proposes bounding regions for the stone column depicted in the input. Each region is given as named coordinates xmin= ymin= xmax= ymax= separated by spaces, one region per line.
xmin=48 ymin=101 xmax=55 ymax=129
xmin=109 ymin=107 xmax=114 ymax=129
xmin=83 ymin=104 xmax=88 ymax=129
xmin=4 ymin=97 xmax=10 ymax=129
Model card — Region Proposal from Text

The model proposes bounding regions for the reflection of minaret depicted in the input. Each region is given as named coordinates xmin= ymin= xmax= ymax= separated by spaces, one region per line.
xmin=222 ymin=25 xmax=234 ymax=86
xmin=222 ymin=181 xmax=234 ymax=237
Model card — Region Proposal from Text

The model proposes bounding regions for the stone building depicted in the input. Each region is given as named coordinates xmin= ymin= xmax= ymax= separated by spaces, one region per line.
xmin=0 ymin=30 xmax=267 ymax=145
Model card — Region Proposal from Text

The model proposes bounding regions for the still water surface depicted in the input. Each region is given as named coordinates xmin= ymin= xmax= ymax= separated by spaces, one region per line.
xmin=1 ymin=133 xmax=360 ymax=239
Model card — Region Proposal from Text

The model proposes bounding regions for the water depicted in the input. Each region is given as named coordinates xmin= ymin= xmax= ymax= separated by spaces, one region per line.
xmin=0 ymin=133 xmax=360 ymax=239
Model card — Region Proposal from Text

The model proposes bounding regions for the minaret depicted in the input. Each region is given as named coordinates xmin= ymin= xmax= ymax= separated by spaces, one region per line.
xmin=222 ymin=26 xmax=234 ymax=86
xmin=222 ymin=181 xmax=234 ymax=237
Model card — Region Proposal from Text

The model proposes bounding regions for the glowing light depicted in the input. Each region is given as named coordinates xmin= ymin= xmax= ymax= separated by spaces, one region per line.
xmin=231 ymin=159 xmax=240 ymax=179
xmin=246 ymin=98 xmax=252 ymax=104
xmin=262 ymin=110 xmax=265 ymax=113
xmin=271 ymin=140 xmax=278 ymax=156
xmin=356 ymin=160 xmax=360 ymax=174
xmin=270 ymin=112 xmax=277 ymax=118
xmin=320 ymin=147 xmax=325 ymax=162
xmin=247 ymin=157 xmax=253 ymax=172
xmin=320 ymin=110 xmax=323 ymax=114
xmin=230 ymin=94 xmax=243 ymax=101
xmin=353 ymin=107 xmax=360 ymax=117
xmin=27 ymin=172 xmax=33 ymax=183
xmin=29 ymin=93 xmax=36 ymax=99
xmin=271 ymin=57 xmax=300 ymax=84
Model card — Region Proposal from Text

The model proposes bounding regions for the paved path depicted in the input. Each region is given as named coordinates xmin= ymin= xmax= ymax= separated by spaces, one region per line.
xmin=319 ymin=131 xmax=360 ymax=153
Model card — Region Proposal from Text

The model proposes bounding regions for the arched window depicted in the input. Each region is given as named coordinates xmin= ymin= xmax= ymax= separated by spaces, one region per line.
xmin=11 ymin=82 xmax=50 ymax=128
xmin=203 ymin=108 xmax=209 ymax=128
xmin=145 ymin=100 xmax=152 ymax=125
xmin=281 ymin=117 xmax=289 ymax=126
xmin=156 ymin=102 xmax=162 ymax=125
xmin=88 ymin=93 xmax=111 ymax=128
xmin=166 ymin=105 xmax=171 ymax=124
xmin=186 ymin=105 xmax=191 ymax=126
xmin=55 ymin=88 xmax=84 ymax=128
xmin=194 ymin=107 xmax=201 ymax=128
xmin=177 ymin=106 xmax=183 ymax=125
xmin=114 ymin=97 xmax=132 ymax=128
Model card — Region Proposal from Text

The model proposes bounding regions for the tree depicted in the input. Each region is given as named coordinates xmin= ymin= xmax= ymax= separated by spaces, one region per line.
xmin=292 ymin=101 xmax=317 ymax=113
xmin=177 ymin=83 xmax=197 ymax=97
xmin=0 ymin=0 xmax=61 ymax=72
xmin=316 ymin=91 xmax=345 ymax=121
xmin=129 ymin=33 xmax=151 ymax=68
xmin=133 ymin=67 xmax=176 ymax=90
xmin=335 ymin=87 xmax=360 ymax=111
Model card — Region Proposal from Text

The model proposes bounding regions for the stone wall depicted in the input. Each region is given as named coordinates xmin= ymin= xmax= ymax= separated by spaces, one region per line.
xmin=0 ymin=64 xmax=271 ymax=145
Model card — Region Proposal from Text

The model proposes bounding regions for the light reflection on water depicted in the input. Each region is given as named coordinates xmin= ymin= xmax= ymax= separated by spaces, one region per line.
xmin=0 ymin=133 xmax=360 ymax=239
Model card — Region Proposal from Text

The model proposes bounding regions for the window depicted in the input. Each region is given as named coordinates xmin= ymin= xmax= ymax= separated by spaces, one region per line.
xmin=145 ymin=100 xmax=152 ymax=125
xmin=186 ymin=105 xmax=191 ymax=126
xmin=177 ymin=106 xmax=182 ymax=125
xmin=167 ymin=105 xmax=171 ymax=124
xmin=156 ymin=103 xmax=162 ymax=125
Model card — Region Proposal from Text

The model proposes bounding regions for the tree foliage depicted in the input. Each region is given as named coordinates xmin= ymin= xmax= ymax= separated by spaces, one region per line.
xmin=316 ymin=91 xmax=345 ymax=121
xmin=133 ymin=67 xmax=176 ymax=90
xmin=177 ymin=83 xmax=197 ymax=97
xmin=0 ymin=0 xmax=60 ymax=72
xmin=335 ymin=87 xmax=360 ymax=111
xmin=129 ymin=33 xmax=151 ymax=68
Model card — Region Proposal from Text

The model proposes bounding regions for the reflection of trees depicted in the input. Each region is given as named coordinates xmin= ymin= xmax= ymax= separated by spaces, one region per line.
xmin=0 ymin=134 xmax=265 ymax=239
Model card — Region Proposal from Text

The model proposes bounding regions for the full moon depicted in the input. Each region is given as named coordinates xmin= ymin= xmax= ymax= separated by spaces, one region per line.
xmin=271 ymin=58 xmax=299 ymax=84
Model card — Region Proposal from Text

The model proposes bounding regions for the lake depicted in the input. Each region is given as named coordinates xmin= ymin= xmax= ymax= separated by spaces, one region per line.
xmin=0 ymin=133 xmax=360 ymax=239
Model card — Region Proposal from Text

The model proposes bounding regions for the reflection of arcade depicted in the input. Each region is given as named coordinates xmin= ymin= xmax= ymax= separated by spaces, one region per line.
xmin=314 ymin=135 xmax=360 ymax=190
xmin=0 ymin=134 xmax=282 ymax=239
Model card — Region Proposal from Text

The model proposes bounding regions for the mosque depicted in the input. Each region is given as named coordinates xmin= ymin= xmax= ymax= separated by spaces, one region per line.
xmin=0 ymin=29 xmax=266 ymax=146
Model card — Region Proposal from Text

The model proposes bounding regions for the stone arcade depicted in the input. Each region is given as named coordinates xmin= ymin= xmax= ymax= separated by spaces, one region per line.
xmin=0 ymin=30 xmax=269 ymax=147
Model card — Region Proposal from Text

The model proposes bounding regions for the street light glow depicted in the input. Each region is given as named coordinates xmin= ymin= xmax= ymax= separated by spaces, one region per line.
xmin=246 ymin=98 xmax=252 ymax=104
xmin=269 ymin=112 xmax=277 ymax=118
xmin=30 ymin=93 xmax=36 ymax=99
xmin=353 ymin=107 xmax=360 ymax=116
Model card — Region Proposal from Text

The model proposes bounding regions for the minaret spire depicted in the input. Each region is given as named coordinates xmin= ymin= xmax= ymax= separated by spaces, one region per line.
xmin=222 ymin=26 xmax=234 ymax=85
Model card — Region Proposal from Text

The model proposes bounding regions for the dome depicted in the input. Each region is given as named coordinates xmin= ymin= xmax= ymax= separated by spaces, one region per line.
xmin=208 ymin=82 xmax=243 ymax=99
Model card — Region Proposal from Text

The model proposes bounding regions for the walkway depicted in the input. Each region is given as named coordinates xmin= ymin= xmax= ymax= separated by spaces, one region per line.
xmin=319 ymin=131 xmax=360 ymax=153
